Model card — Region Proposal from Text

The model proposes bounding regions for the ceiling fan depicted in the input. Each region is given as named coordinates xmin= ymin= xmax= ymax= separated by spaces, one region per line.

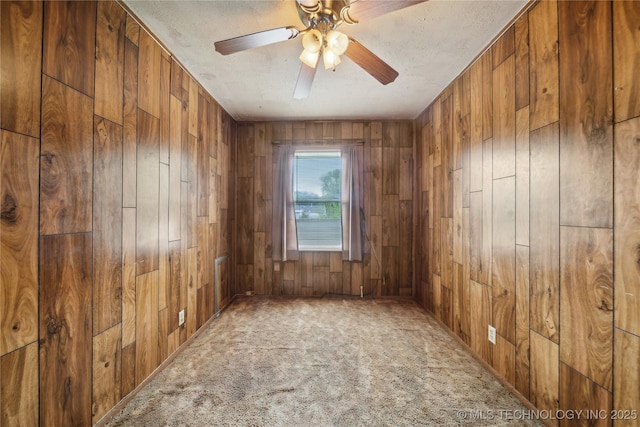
xmin=214 ymin=0 xmax=427 ymax=99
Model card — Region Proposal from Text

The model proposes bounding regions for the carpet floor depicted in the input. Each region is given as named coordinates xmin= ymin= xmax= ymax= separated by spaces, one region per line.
xmin=106 ymin=297 xmax=543 ymax=426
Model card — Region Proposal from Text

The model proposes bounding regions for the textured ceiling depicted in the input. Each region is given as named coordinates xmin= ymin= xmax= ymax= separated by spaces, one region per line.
xmin=123 ymin=0 xmax=528 ymax=122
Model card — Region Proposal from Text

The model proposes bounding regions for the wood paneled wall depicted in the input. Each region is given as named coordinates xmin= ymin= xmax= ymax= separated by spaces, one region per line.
xmin=415 ymin=0 xmax=640 ymax=423
xmin=235 ymin=121 xmax=414 ymax=297
xmin=0 ymin=1 xmax=235 ymax=424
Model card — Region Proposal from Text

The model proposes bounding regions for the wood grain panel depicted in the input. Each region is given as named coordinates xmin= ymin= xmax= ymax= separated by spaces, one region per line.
xmin=515 ymin=245 xmax=530 ymax=399
xmin=382 ymin=195 xmax=399 ymax=247
xmin=515 ymin=13 xmax=530 ymax=111
xmin=137 ymin=30 xmax=161 ymax=118
xmin=237 ymin=177 xmax=254 ymax=264
xmin=121 ymin=208 xmax=136 ymax=347
xmin=43 ymin=0 xmax=96 ymax=96
xmin=0 ymin=1 xmax=42 ymax=137
xmin=93 ymin=117 xmax=123 ymax=335
xmin=123 ymin=38 xmax=138 ymax=208
xmin=136 ymin=109 xmax=160 ymax=275
xmin=154 ymin=55 xmax=169 ymax=165
xmin=559 ymin=0 xmax=613 ymax=229
xmin=0 ymin=131 xmax=39 ymax=355
xmin=399 ymin=148 xmax=412 ymax=201
xmin=197 ymin=93 xmax=209 ymax=218
xmin=441 ymin=96 xmax=453 ymax=218
xmin=560 ymin=226 xmax=613 ymax=390
xmin=254 ymin=156 xmax=265 ymax=232
xmin=168 ymin=240 xmax=181 ymax=332
xmin=382 ymin=146 xmax=398 ymax=196
xmin=530 ymin=122 xmax=560 ymax=342
xmin=121 ymin=343 xmax=135 ymax=397
xmin=433 ymin=99 xmax=442 ymax=167
xmin=613 ymin=1 xmax=640 ymax=123
xmin=169 ymin=95 xmax=182 ymax=241
xmin=433 ymin=274 xmax=442 ymax=319
xmin=187 ymin=247 xmax=197 ymax=336
xmin=492 ymin=177 xmax=515 ymax=344
xmin=441 ymin=285 xmax=453 ymax=329
xmin=441 ymin=218 xmax=453 ymax=290
xmin=530 ymin=331 xmax=559 ymax=416
xmin=470 ymin=60 xmax=483 ymax=192
xmin=559 ymin=363 xmax=612 ymax=427
xmin=40 ymin=76 xmax=93 ymax=235
xmin=482 ymin=54 xmax=493 ymax=140
xmin=470 ymin=280 xmax=492 ymax=365
xmin=40 ymin=233 xmax=92 ymax=427
xmin=453 ymin=169 xmax=463 ymax=264
xmin=494 ymin=335 xmax=515 ymax=387
xmin=479 ymin=138 xmax=492 ymax=285
xmin=370 ymin=145 xmax=382 ymax=215
xmin=92 ymin=325 xmax=121 ymax=424
xmin=0 ymin=342 xmax=38 ymax=426
xmin=528 ymin=0 xmax=559 ymax=131
xmin=492 ymin=26 xmax=514 ymax=69
xmin=515 ymin=106 xmax=529 ymax=246
xmin=135 ymin=271 xmax=159 ymax=386
xmin=469 ymin=192 xmax=482 ymax=283
xmin=614 ymin=329 xmax=640 ymax=426
xmin=492 ymin=55 xmax=516 ymax=179
xmin=398 ymin=200 xmax=413 ymax=288
xmin=125 ymin=14 xmax=139 ymax=45
xmin=614 ymin=116 xmax=640 ymax=336
xmin=159 ymin=164 xmax=169 ymax=310
xmin=170 ymin=59 xmax=182 ymax=99
xmin=95 ymin=1 xmax=125 ymax=125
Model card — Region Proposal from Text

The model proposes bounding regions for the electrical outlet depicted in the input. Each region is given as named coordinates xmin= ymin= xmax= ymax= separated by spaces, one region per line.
xmin=179 ymin=309 xmax=185 ymax=326
xmin=488 ymin=325 xmax=496 ymax=344
xmin=274 ymin=263 xmax=280 ymax=271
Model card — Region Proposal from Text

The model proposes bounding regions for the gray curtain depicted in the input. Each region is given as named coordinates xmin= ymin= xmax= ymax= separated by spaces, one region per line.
xmin=341 ymin=145 xmax=363 ymax=261
xmin=272 ymin=145 xmax=299 ymax=261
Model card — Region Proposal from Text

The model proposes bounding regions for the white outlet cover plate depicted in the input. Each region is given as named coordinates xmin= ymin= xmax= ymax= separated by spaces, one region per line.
xmin=488 ymin=325 xmax=496 ymax=344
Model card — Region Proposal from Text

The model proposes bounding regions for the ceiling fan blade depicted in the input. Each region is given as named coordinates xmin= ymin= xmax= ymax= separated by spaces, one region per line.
xmin=344 ymin=38 xmax=398 ymax=85
xmin=293 ymin=63 xmax=317 ymax=99
xmin=341 ymin=0 xmax=427 ymax=24
xmin=214 ymin=26 xmax=299 ymax=55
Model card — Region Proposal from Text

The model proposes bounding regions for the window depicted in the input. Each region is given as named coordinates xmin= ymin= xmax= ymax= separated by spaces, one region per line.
xmin=293 ymin=150 xmax=342 ymax=250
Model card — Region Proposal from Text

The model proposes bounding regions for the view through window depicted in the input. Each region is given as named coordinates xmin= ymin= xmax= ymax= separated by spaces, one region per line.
xmin=293 ymin=150 xmax=342 ymax=250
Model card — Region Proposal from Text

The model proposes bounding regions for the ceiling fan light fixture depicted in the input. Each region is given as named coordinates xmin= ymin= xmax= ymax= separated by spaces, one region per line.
xmin=325 ymin=30 xmax=349 ymax=55
xmin=299 ymin=49 xmax=320 ymax=68
xmin=322 ymin=47 xmax=341 ymax=70
xmin=302 ymin=29 xmax=323 ymax=53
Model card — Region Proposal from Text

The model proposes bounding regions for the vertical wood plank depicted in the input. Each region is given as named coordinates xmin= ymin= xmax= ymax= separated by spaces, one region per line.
xmin=0 ymin=342 xmax=38 ymax=426
xmin=0 ymin=131 xmax=39 ymax=355
xmin=197 ymin=93 xmax=209 ymax=218
xmin=135 ymin=271 xmax=159 ymax=386
xmin=515 ymin=245 xmax=530 ymax=399
xmin=0 ymin=1 xmax=42 ymax=137
xmin=92 ymin=325 xmax=121 ymax=424
xmin=94 ymin=1 xmax=125 ymax=125
xmin=479 ymin=138 xmax=492 ymax=285
xmin=453 ymin=169 xmax=463 ymax=264
xmin=43 ymin=1 xmax=96 ymax=97
xmin=137 ymin=30 xmax=161 ymax=118
xmin=492 ymin=176 xmax=516 ymax=344
xmin=123 ymin=38 xmax=138 ymax=208
xmin=614 ymin=116 xmax=640 ymax=336
xmin=40 ymin=76 xmax=94 ymax=235
xmin=492 ymin=26 xmax=514 ymax=69
xmin=559 ymin=0 xmax=613 ymax=229
xmin=560 ymin=226 xmax=613 ymax=390
xmin=399 ymin=147 xmax=413 ymax=201
xmin=494 ymin=335 xmax=515 ymax=387
xmin=93 ymin=117 xmax=123 ymax=335
xmin=125 ymin=15 xmax=139 ymax=45
xmin=159 ymin=164 xmax=169 ymax=311
xmin=136 ymin=110 xmax=160 ymax=275
xmin=159 ymin=57 xmax=170 ymax=165
xmin=614 ymin=329 xmax=640 ymax=426
xmin=515 ymin=13 xmax=530 ymax=111
xmin=40 ymin=233 xmax=93 ymax=426
xmin=529 ymin=0 xmax=559 ymax=131
xmin=470 ymin=280 xmax=492 ymax=365
xmin=492 ymin=55 xmax=516 ymax=179
xmin=515 ymin=106 xmax=530 ymax=246
xmin=482 ymin=54 xmax=493 ymax=141
xmin=613 ymin=1 xmax=640 ymax=123
xmin=382 ymin=195 xmax=399 ymax=247
xmin=530 ymin=122 xmax=560 ymax=342
xmin=559 ymin=363 xmax=612 ymax=427
xmin=121 ymin=208 xmax=136 ymax=347
xmin=121 ymin=343 xmax=135 ymax=397
xmin=169 ymin=95 xmax=182 ymax=241
xmin=530 ymin=331 xmax=559 ymax=417
xmin=469 ymin=61 xmax=483 ymax=192
xmin=187 ymin=247 xmax=197 ymax=337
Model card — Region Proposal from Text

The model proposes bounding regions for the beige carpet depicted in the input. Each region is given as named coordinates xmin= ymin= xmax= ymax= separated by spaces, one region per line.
xmin=106 ymin=297 xmax=542 ymax=426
